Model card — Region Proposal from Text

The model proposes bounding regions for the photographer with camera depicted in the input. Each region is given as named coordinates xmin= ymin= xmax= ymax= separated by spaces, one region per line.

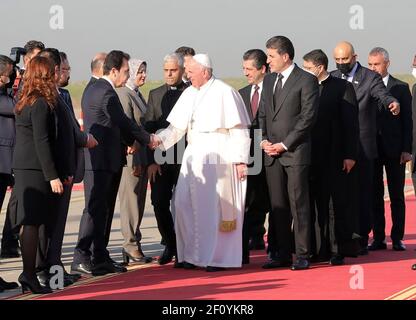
xmin=0 ymin=40 xmax=45 ymax=259
xmin=0 ymin=54 xmax=19 ymax=292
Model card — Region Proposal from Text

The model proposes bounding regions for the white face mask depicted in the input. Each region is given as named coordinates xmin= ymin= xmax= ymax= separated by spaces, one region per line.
xmin=412 ymin=67 xmax=416 ymax=79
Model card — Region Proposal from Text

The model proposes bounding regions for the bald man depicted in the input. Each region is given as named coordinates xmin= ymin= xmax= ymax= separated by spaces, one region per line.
xmin=86 ymin=52 xmax=107 ymax=89
xmin=331 ymin=41 xmax=400 ymax=255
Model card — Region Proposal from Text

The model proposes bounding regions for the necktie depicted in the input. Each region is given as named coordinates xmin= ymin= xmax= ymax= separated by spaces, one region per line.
xmin=273 ymin=73 xmax=284 ymax=110
xmin=251 ymin=84 xmax=259 ymax=117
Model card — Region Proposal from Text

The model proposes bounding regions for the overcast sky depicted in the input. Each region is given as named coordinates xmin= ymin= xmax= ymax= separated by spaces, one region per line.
xmin=1 ymin=0 xmax=415 ymax=81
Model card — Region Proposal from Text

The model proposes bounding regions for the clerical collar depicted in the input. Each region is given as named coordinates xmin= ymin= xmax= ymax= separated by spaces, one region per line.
xmin=92 ymin=75 xmax=99 ymax=79
xmin=102 ymin=76 xmax=115 ymax=90
xmin=319 ymin=74 xmax=330 ymax=84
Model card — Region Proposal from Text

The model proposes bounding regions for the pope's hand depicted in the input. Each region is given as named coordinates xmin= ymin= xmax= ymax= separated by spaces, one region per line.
xmin=236 ymin=163 xmax=248 ymax=181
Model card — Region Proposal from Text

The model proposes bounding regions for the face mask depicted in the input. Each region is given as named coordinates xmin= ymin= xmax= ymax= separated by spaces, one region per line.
xmin=336 ymin=62 xmax=353 ymax=76
xmin=412 ymin=67 xmax=416 ymax=79
xmin=304 ymin=68 xmax=317 ymax=77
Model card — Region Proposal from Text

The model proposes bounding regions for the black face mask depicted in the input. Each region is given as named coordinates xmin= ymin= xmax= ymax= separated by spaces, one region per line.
xmin=336 ymin=62 xmax=354 ymax=75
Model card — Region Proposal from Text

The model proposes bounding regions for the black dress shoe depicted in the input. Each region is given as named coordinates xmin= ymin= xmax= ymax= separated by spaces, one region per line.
xmin=206 ymin=266 xmax=226 ymax=272
xmin=36 ymin=270 xmax=51 ymax=288
xmin=65 ymin=271 xmax=81 ymax=282
xmin=71 ymin=262 xmax=93 ymax=275
xmin=183 ymin=262 xmax=196 ymax=269
xmin=358 ymin=247 xmax=369 ymax=255
xmin=329 ymin=255 xmax=345 ymax=266
xmin=368 ymin=240 xmax=387 ymax=251
xmin=92 ymin=261 xmax=127 ymax=275
xmin=0 ymin=276 xmax=19 ymax=290
xmin=412 ymin=264 xmax=416 ymax=270
xmin=291 ymin=258 xmax=310 ymax=271
xmin=173 ymin=261 xmax=184 ymax=268
xmin=262 ymin=259 xmax=292 ymax=269
xmin=158 ymin=247 xmax=175 ymax=265
xmin=392 ymin=240 xmax=406 ymax=251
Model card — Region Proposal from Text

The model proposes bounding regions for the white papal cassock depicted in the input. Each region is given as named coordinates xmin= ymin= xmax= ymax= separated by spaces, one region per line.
xmin=157 ymin=76 xmax=251 ymax=268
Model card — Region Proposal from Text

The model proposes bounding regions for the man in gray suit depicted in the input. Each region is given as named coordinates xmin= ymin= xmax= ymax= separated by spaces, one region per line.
xmin=331 ymin=41 xmax=400 ymax=255
xmin=258 ymin=36 xmax=320 ymax=271
xmin=239 ymin=49 xmax=270 ymax=264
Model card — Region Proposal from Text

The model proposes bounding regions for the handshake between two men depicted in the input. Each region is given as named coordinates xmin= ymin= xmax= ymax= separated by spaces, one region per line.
xmin=127 ymin=133 xmax=162 ymax=155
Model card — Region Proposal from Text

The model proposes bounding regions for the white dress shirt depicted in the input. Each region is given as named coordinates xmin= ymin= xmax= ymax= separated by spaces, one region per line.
xmin=102 ymin=76 xmax=115 ymax=90
xmin=382 ymin=74 xmax=390 ymax=87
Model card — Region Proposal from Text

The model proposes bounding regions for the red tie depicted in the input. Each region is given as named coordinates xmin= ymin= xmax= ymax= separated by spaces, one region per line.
xmin=251 ymin=85 xmax=259 ymax=117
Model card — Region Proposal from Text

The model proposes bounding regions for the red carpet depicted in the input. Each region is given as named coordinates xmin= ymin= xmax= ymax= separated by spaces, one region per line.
xmin=12 ymin=196 xmax=416 ymax=300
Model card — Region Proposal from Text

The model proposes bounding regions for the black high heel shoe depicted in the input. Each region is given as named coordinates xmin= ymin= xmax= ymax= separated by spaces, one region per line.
xmin=122 ymin=249 xmax=152 ymax=265
xmin=18 ymin=273 xmax=52 ymax=294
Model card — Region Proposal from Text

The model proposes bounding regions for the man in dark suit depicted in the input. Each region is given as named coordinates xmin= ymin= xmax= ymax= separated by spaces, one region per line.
xmin=0 ymin=55 xmax=17 ymax=265
xmin=71 ymin=50 xmax=157 ymax=276
xmin=35 ymin=49 xmax=98 ymax=287
xmin=412 ymin=55 xmax=416 ymax=271
xmin=411 ymin=55 xmax=416 ymax=195
xmin=303 ymin=49 xmax=360 ymax=265
xmin=85 ymin=52 xmax=107 ymax=91
xmin=144 ymin=53 xmax=188 ymax=266
xmin=331 ymin=41 xmax=400 ymax=255
xmin=175 ymin=46 xmax=195 ymax=86
xmin=367 ymin=47 xmax=412 ymax=251
xmin=238 ymin=49 xmax=270 ymax=264
xmin=258 ymin=36 xmax=319 ymax=271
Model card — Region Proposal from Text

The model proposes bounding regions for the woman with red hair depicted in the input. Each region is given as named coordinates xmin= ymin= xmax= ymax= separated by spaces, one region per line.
xmin=13 ymin=55 xmax=63 ymax=294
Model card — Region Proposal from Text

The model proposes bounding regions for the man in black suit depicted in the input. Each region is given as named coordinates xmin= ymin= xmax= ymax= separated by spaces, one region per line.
xmin=412 ymin=55 xmax=416 ymax=271
xmin=0 ymin=55 xmax=15 ymax=224
xmin=71 ymin=50 xmax=157 ymax=276
xmin=258 ymin=36 xmax=319 ymax=271
xmin=35 ymin=48 xmax=98 ymax=287
xmin=175 ymin=46 xmax=195 ymax=86
xmin=331 ymin=41 xmax=400 ymax=255
xmin=144 ymin=53 xmax=188 ymax=265
xmin=411 ymin=55 xmax=416 ymax=195
xmin=0 ymin=55 xmax=18 ymax=268
xmin=303 ymin=49 xmax=360 ymax=265
xmin=367 ymin=47 xmax=412 ymax=251
xmin=238 ymin=49 xmax=270 ymax=264
xmin=85 ymin=52 xmax=107 ymax=91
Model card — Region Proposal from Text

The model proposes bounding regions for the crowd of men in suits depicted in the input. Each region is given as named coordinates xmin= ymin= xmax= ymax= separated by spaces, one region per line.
xmin=0 ymin=35 xmax=416 ymax=293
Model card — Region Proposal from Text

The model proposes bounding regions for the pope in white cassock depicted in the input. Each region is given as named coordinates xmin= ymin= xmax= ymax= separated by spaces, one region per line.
xmin=155 ymin=54 xmax=251 ymax=270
